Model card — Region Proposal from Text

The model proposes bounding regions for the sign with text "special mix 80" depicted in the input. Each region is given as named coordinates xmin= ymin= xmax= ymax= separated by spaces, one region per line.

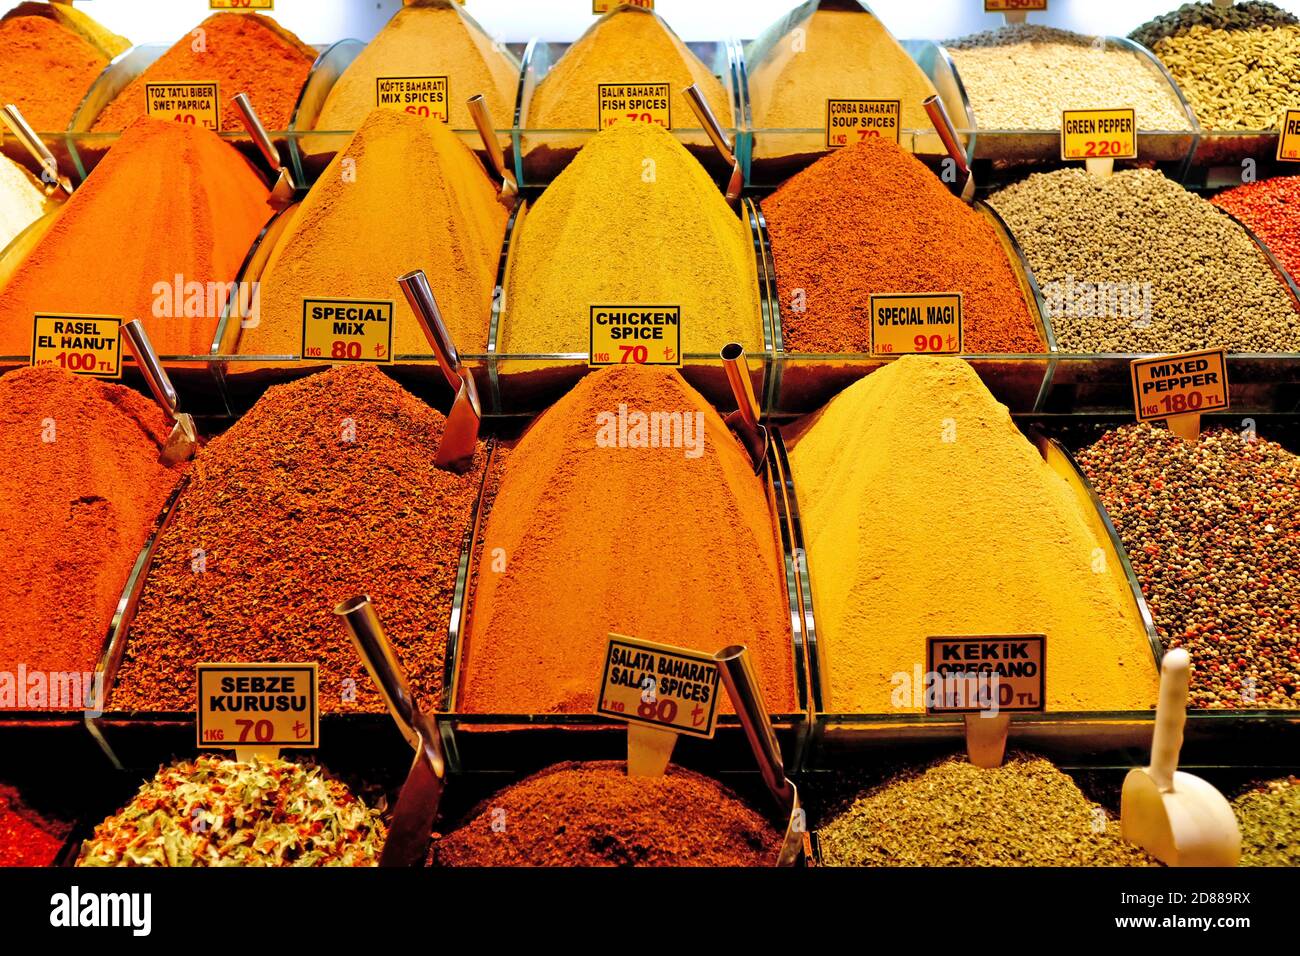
xmin=1130 ymin=348 xmax=1229 ymax=422
xmin=1061 ymin=107 xmax=1136 ymax=161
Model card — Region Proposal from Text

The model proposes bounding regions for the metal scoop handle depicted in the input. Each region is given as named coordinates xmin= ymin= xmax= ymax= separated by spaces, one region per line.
xmin=923 ymin=94 xmax=974 ymax=201
xmin=715 ymin=644 xmax=796 ymax=813
xmin=1 ymin=104 xmax=72 ymax=196
xmin=233 ymin=93 xmax=283 ymax=173
xmin=721 ymin=343 xmax=768 ymax=470
xmin=122 ymin=320 xmax=179 ymax=417
xmin=683 ymin=84 xmax=742 ymax=203
xmin=397 ymin=269 xmax=463 ymax=394
xmin=467 ymin=94 xmax=518 ymax=199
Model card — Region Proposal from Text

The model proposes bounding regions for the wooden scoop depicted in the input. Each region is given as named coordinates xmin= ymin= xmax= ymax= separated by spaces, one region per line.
xmin=682 ymin=84 xmax=743 ymax=206
xmin=232 ymin=93 xmax=298 ymax=208
xmin=923 ymin=94 xmax=975 ymax=203
xmin=1 ymin=104 xmax=73 ymax=197
xmin=467 ymin=94 xmax=518 ymax=206
xmin=397 ymin=269 xmax=482 ymax=472
xmin=1120 ymin=648 xmax=1241 ymax=866
xmin=121 ymin=320 xmax=198 ymax=465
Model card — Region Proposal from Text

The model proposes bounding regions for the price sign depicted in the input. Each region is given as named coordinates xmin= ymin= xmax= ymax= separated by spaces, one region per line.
xmin=926 ymin=635 xmax=1046 ymax=715
xmin=376 ymin=76 xmax=449 ymax=123
xmin=1061 ymin=108 xmax=1136 ymax=161
xmin=596 ymin=634 xmax=721 ymax=739
xmin=1278 ymin=108 xmax=1300 ymax=162
xmin=594 ymin=0 xmax=652 ymax=11
xmin=597 ymin=83 xmax=670 ymax=130
xmin=145 ymin=82 xmax=220 ymax=131
xmin=984 ymin=0 xmax=1047 ymax=10
xmin=869 ymin=293 xmax=962 ymax=356
xmin=197 ymin=664 xmax=319 ymax=751
xmin=209 ymin=0 xmax=274 ymax=9
xmin=1130 ymin=348 xmax=1229 ymax=422
xmin=589 ymin=305 xmax=681 ymax=367
xmin=31 ymin=314 xmax=121 ymax=379
xmin=826 ymin=99 xmax=900 ymax=148
xmin=301 ymin=298 xmax=393 ymax=364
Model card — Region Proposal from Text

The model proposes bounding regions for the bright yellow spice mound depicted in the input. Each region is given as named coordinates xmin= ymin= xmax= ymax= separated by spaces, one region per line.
xmin=788 ymin=357 xmax=1159 ymax=714
xmin=500 ymin=120 xmax=763 ymax=357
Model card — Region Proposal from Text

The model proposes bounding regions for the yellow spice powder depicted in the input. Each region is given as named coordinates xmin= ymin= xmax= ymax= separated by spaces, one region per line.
xmin=237 ymin=109 xmax=505 ymax=363
xmin=787 ymin=357 xmax=1159 ymax=714
xmin=499 ymin=120 xmax=763 ymax=358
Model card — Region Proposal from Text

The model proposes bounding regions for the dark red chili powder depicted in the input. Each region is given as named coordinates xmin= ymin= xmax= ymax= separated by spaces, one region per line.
xmin=0 ymin=784 xmax=68 ymax=867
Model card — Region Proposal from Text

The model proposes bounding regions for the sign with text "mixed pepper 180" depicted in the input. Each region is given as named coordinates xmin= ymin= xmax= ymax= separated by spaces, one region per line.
xmin=31 ymin=314 xmax=121 ymax=379
xmin=301 ymin=298 xmax=393 ymax=364
xmin=596 ymin=635 xmax=721 ymax=738
xmin=869 ymin=293 xmax=962 ymax=355
xmin=145 ymin=82 xmax=219 ymax=131
xmin=1061 ymin=107 xmax=1136 ymax=161
xmin=589 ymin=305 xmax=681 ymax=367
xmin=926 ymin=635 xmax=1046 ymax=715
xmin=1130 ymin=348 xmax=1229 ymax=422
xmin=1278 ymin=108 xmax=1300 ymax=162
xmin=197 ymin=663 xmax=319 ymax=749
xmin=826 ymin=99 xmax=900 ymax=147
xmin=597 ymin=83 xmax=670 ymax=130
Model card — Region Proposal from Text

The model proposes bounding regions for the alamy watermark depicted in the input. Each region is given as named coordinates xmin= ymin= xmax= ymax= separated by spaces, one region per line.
xmin=595 ymin=404 xmax=705 ymax=460
xmin=1041 ymin=274 xmax=1153 ymax=328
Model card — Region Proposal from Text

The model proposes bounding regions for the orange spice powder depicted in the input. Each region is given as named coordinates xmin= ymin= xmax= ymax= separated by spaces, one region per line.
xmin=0 ymin=14 xmax=109 ymax=132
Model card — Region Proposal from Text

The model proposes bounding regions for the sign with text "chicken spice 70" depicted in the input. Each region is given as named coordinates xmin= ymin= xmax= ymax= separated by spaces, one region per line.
xmin=145 ymin=82 xmax=220 ymax=131
xmin=1130 ymin=348 xmax=1229 ymax=422
xmin=376 ymin=76 xmax=449 ymax=122
xmin=826 ymin=99 xmax=900 ymax=148
xmin=1278 ymin=108 xmax=1300 ymax=162
xmin=926 ymin=636 xmax=1046 ymax=715
xmin=589 ymin=305 xmax=681 ymax=366
xmin=869 ymin=293 xmax=963 ymax=355
xmin=31 ymin=314 xmax=122 ymax=379
xmin=596 ymin=635 xmax=721 ymax=738
xmin=597 ymin=83 xmax=671 ymax=130
xmin=301 ymin=298 xmax=393 ymax=364
xmin=197 ymin=664 xmax=319 ymax=749
xmin=1060 ymin=108 xmax=1136 ymax=161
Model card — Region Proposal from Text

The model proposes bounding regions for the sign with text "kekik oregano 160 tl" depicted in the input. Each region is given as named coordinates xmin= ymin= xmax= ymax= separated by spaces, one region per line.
xmin=926 ymin=635 xmax=1046 ymax=715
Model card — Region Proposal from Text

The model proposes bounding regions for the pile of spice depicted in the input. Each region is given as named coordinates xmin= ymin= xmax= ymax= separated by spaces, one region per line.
xmin=460 ymin=365 xmax=796 ymax=714
xmin=0 ymin=3 xmax=126 ymax=132
xmin=989 ymin=168 xmax=1300 ymax=353
xmin=1233 ymin=777 xmax=1300 ymax=866
xmin=0 ymin=153 xmax=53 ymax=251
xmin=499 ymin=121 xmax=763 ymax=357
xmin=788 ymin=357 xmax=1158 ymax=713
xmin=112 ymin=365 xmax=483 ymax=714
xmin=746 ymin=2 xmax=936 ymax=158
xmin=313 ymin=0 xmax=518 ymax=132
xmin=433 ymin=762 xmax=780 ymax=867
xmin=0 ymin=118 xmax=272 ymax=358
xmin=762 ymin=137 xmax=1042 ymax=354
xmin=1211 ymin=175 xmax=1300 ymax=279
xmin=945 ymin=25 xmax=1190 ymax=131
xmin=0 ymin=367 xmax=180 ymax=700
xmin=1131 ymin=2 xmax=1300 ymax=131
xmin=1075 ymin=424 xmax=1299 ymax=709
xmin=91 ymin=13 xmax=316 ymax=133
xmin=77 ymin=756 xmax=384 ymax=867
xmin=239 ymin=109 xmax=506 ymax=362
xmin=818 ymin=755 xmax=1157 ymax=866
xmin=523 ymin=6 xmax=732 ymax=140
xmin=0 ymin=783 xmax=68 ymax=867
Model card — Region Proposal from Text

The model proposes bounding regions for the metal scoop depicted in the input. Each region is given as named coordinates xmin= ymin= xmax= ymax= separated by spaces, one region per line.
xmin=121 ymin=320 xmax=198 ymax=465
xmin=923 ymin=94 xmax=975 ymax=203
xmin=397 ymin=269 xmax=482 ymax=472
xmin=683 ymin=83 xmax=743 ymax=206
xmin=336 ymin=595 xmax=447 ymax=868
xmin=714 ymin=644 xmax=804 ymax=867
xmin=1 ymin=104 xmax=73 ymax=197
xmin=232 ymin=92 xmax=297 ymax=208
xmin=721 ymin=342 xmax=768 ymax=471
xmin=467 ymin=93 xmax=518 ymax=206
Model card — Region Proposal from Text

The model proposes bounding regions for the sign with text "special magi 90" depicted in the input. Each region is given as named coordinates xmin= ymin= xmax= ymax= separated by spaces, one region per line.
xmin=197 ymin=664 xmax=319 ymax=750
xmin=869 ymin=293 xmax=963 ymax=356
xmin=31 ymin=314 xmax=122 ymax=379
xmin=596 ymin=635 xmax=721 ymax=738
xmin=926 ymin=635 xmax=1046 ymax=715
xmin=1061 ymin=107 xmax=1136 ymax=161
xmin=1130 ymin=348 xmax=1229 ymax=422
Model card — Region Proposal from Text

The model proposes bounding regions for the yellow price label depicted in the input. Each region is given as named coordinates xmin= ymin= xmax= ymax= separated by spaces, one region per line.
xmin=1130 ymin=348 xmax=1229 ymax=422
xmin=1061 ymin=107 xmax=1136 ymax=161
xmin=826 ymin=99 xmax=900 ymax=148
xmin=31 ymin=314 xmax=122 ymax=378
xmin=145 ymin=82 xmax=220 ymax=131
xmin=597 ymin=83 xmax=671 ymax=130
xmin=196 ymin=664 xmax=319 ymax=750
xmin=376 ymin=76 xmax=448 ymax=122
xmin=869 ymin=294 xmax=963 ymax=356
xmin=301 ymin=298 xmax=394 ymax=364
xmin=984 ymin=0 xmax=1047 ymax=10
xmin=589 ymin=305 xmax=681 ymax=367
xmin=596 ymin=635 xmax=720 ymax=739
xmin=1278 ymin=108 xmax=1300 ymax=162
xmin=209 ymin=0 xmax=274 ymax=9
xmin=594 ymin=0 xmax=653 ymax=12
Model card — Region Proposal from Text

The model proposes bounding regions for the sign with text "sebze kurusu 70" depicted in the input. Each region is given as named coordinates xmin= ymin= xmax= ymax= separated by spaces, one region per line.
xmin=196 ymin=664 xmax=319 ymax=749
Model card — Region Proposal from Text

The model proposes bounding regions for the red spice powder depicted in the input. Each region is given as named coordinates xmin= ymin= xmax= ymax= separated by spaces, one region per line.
xmin=0 ymin=14 xmax=108 ymax=132
xmin=761 ymin=138 xmax=1044 ymax=354
xmin=432 ymin=761 xmax=781 ymax=867
xmin=0 ymin=785 xmax=67 ymax=867
xmin=92 ymin=13 xmax=316 ymax=133
xmin=1212 ymin=175 xmax=1300 ymax=282
xmin=0 ymin=367 xmax=180 ymax=697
